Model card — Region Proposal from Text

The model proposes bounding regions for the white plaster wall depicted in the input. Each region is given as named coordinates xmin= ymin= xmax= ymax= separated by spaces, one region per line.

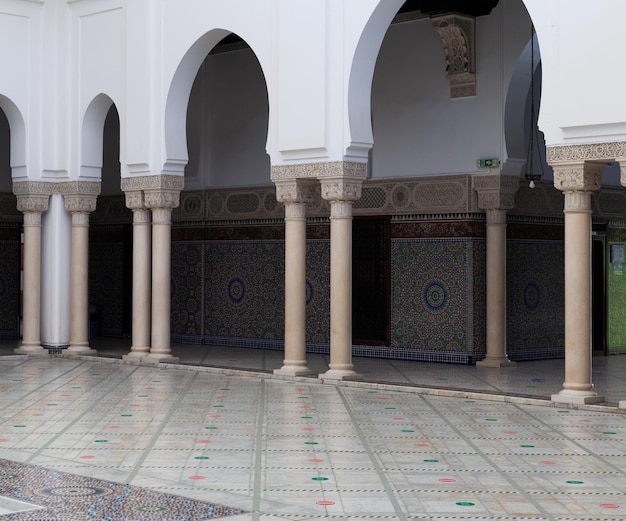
xmin=0 ymin=109 xmax=11 ymax=191
xmin=184 ymin=49 xmax=270 ymax=189
xmin=523 ymin=0 xmax=626 ymax=147
xmin=371 ymin=0 xmax=532 ymax=178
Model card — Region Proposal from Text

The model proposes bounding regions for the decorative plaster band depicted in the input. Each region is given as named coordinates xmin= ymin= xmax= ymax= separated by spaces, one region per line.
xmin=121 ymin=174 xmax=184 ymax=192
xmin=547 ymin=141 xmax=626 ymax=164
xmin=270 ymin=161 xmax=367 ymax=181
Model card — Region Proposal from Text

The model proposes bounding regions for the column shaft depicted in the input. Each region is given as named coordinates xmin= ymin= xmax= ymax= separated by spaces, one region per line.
xmin=66 ymin=212 xmax=95 ymax=353
xmin=17 ymin=213 xmax=47 ymax=355
xmin=477 ymin=210 xmax=515 ymax=367
xmin=274 ymin=202 xmax=313 ymax=376
xmin=123 ymin=206 xmax=152 ymax=359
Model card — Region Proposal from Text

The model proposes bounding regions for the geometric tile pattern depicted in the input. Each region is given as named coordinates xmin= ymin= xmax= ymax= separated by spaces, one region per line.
xmin=0 ymin=355 xmax=625 ymax=520
xmin=507 ymin=240 xmax=565 ymax=360
xmin=0 ymin=240 xmax=20 ymax=339
xmin=391 ymin=238 xmax=477 ymax=362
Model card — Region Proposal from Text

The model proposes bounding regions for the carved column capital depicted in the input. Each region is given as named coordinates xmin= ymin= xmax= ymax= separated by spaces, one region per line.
xmin=63 ymin=194 xmax=98 ymax=215
xmin=124 ymin=190 xmax=146 ymax=211
xmin=320 ymin=178 xmax=363 ymax=202
xmin=275 ymin=180 xmax=316 ymax=204
xmin=432 ymin=13 xmax=476 ymax=98
xmin=472 ymin=174 xmax=519 ymax=211
xmin=553 ymin=163 xmax=602 ymax=194
xmin=619 ymin=161 xmax=626 ymax=187
xmin=13 ymin=181 xmax=52 ymax=217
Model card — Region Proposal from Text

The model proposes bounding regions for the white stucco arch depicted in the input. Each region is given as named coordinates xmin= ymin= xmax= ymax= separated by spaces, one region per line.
xmin=346 ymin=0 xmax=404 ymax=161
xmin=0 ymin=94 xmax=26 ymax=180
xmin=164 ymin=29 xmax=270 ymax=174
xmin=81 ymin=93 xmax=116 ymax=180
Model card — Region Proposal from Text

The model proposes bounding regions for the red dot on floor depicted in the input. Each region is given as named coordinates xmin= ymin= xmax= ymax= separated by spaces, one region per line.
xmin=32 ymin=414 xmax=44 ymax=417
xmin=415 ymin=443 xmax=429 ymax=447
xmin=130 ymin=404 xmax=140 ymax=407
xmin=378 ymin=397 xmax=390 ymax=400
xmin=439 ymin=478 xmax=456 ymax=483
xmin=309 ymin=458 xmax=324 ymax=463
xmin=599 ymin=504 xmax=620 ymax=509
xmin=540 ymin=461 xmax=557 ymax=465
xmin=61 ymin=394 xmax=70 ymax=397
xmin=300 ymin=405 xmax=311 ymax=409
xmin=471 ymin=407 xmax=482 ymax=411
xmin=108 ymin=425 xmax=121 ymax=429
xmin=79 ymin=455 xmax=95 ymax=459
xmin=316 ymin=501 xmax=335 ymax=506
xmin=580 ymin=419 xmax=593 ymax=423
xmin=209 ymin=415 xmax=221 ymax=419
xmin=302 ymin=427 xmax=315 ymax=431
xmin=393 ymin=417 xmax=405 ymax=421
xmin=504 ymin=431 xmax=518 ymax=435
xmin=0 ymin=439 xmax=8 ymax=443
xmin=189 ymin=475 xmax=206 ymax=480
xmin=198 ymin=439 xmax=212 ymax=444
xmin=216 ymin=395 xmax=227 ymax=399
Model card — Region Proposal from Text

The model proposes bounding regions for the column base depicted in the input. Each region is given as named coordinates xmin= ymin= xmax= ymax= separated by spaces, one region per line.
xmin=319 ymin=369 xmax=363 ymax=381
xmin=14 ymin=344 xmax=49 ymax=357
xmin=274 ymin=365 xmax=316 ymax=377
xmin=619 ymin=401 xmax=626 ymax=410
xmin=551 ymin=390 xmax=605 ymax=405
xmin=64 ymin=346 xmax=98 ymax=356
xmin=123 ymin=349 xmax=151 ymax=361
xmin=145 ymin=353 xmax=180 ymax=364
xmin=477 ymin=357 xmax=516 ymax=368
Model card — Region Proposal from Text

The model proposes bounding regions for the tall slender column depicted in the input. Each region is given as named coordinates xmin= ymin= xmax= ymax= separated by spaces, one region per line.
xmin=123 ymin=191 xmax=152 ymax=360
xmin=14 ymin=192 xmax=50 ymax=356
xmin=320 ymin=178 xmax=363 ymax=381
xmin=274 ymin=180 xmax=316 ymax=376
xmin=144 ymin=186 xmax=181 ymax=362
xmin=63 ymin=190 xmax=99 ymax=354
xmin=473 ymin=174 xmax=519 ymax=368
xmin=552 ymin=163 xmax=604 ymax=404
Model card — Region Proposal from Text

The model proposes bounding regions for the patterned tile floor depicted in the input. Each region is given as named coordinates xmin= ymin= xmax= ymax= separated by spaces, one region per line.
xmin=0 ymin=341 xmax=624 ymax=520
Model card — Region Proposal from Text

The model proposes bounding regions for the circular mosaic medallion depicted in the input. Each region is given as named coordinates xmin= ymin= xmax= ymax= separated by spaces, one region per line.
xmin=523 ymin=279 xmax=541 ymax=313
xmin=38 ymin=486 xmax=111 ymax=498
xmin=227 ymin=277 xmax=246 ymax=304
xmin=422 ymin=279 xmax=449 ymax=314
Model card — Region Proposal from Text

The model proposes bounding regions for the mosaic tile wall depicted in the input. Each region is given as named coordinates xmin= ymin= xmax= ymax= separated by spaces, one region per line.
xmin=89 ymin=242 xmax=125 ymax=337
xmin=0 ymin=240 xmax=20 ymax=339
xmin=506 ymin=240 xmax=565 ymax=360
xmin=390 ymin=238 xmax=483 ymax=364
xmin=171 ymin=240 xmax=330 ymax=344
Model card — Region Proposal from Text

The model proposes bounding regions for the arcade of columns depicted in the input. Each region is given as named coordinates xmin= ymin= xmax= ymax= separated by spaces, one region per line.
xmin=10 ymin=147 xmax=626 ymax=405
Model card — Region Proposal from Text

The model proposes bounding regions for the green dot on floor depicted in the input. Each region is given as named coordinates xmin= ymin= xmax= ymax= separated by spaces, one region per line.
xmin=603 ymin=431 xmax=617 ymax=435
xmin=311 ymin=477 xmax=329 ymax=481
xmin=456 ymin=501 xmax=475 ymax=507
xmin=94 ymin=439 xmax=108 ymax=443
xmin=213 ymin=405 xmax=224 ymax=408
xmin=194 ymin=456 xmax=209 ymax=460
xmin=566 ymin=480 xmax=584 ymax=484
xmin=385 ymin=407 xmax=396 ymax=410
xmin=205 ymin=426 xmax=217 ymax=430
xmin=121 ymin=414 xmax=132 ymax=417
xmin=13 ymin=425 xmax=26 ymax=428
xmin=485 ymin=418 xmax=497 ymax=421
xmin=401 ymin=429 xmax=415 ymax=432
xmin=304 ymin=441 xmax=319 ymax=445
xmin=423 ymin=459 xmax=439 ymax=463
xmin=520 ymin=444 xmax=535 ymax=448
xmin=301 ymin=416 xmax=313 ymax=419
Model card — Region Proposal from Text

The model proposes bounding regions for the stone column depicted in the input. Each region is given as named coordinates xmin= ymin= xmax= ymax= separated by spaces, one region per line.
xmin=14 ymin=189 xmax=50 ymax=356
xmin=122 ymin=190 xmax=152 ymax=360
xmin=63 ymin=187 xmax=100 ymax=354
xmin=273 ymin=180 xmax=316 ymax=376
xmin=551 ymin=163 xmax=604 ymax=404
xmin=144 ymin=178 xmax=182 ymax=362
xmin=473 ymin=174 xmax=519 ymax=368
xmin=320 ymin=178 xmax=363 ymax=381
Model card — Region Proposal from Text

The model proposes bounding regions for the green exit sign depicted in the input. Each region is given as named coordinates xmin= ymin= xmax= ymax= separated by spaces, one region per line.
xmin=477 ymin=159 xmax=500 ymax=168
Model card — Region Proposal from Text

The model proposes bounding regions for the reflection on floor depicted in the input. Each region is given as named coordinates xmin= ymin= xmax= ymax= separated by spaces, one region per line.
xmin=0 ymin=342 xmax=624 ymax=520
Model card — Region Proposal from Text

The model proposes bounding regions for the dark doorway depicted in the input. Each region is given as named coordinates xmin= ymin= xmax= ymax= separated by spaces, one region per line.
xmin=352 ymin=217 xmax=390 ymax=345
xmin=592 ymin=236 xmax=606 ymax=354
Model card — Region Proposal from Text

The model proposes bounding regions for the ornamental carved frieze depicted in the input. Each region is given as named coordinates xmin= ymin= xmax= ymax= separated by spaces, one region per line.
xmin=431 ymin=14 xmax=476 ymax=98
xmin=270 ymin=161 xmax=367 ymax=181
xmin=121 ymin=174 xmax=184 ymax=192
xmin=547 ymin=142 xmax=626 ymax=164
xmin=58 ymin=181 xmax=101 ymax=196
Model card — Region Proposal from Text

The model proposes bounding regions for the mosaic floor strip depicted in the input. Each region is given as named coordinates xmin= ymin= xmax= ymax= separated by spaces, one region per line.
xmin=0 ymin=458 xmax=244 ymax=520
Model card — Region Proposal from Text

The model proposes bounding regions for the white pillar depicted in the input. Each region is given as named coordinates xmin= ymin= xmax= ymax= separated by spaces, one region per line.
xmin=14 ymin=190 xmax=50 ymax=356
xmin=552 ymin=163 xmax=604 ymax=404
xmin=274 ymin=180 xmax=315 ymax=376
xmin=320 ymin=177 xmax=363 ymax=381
xmin=473 ymin=175 xmax=518 ymax=368
xmin=122 ymin=190 xmax=152 ymax=360
xmin=144 ymin=185 xmax=181 ymax=363
xmin=63 ymin=189 xmax=99 ymax=355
